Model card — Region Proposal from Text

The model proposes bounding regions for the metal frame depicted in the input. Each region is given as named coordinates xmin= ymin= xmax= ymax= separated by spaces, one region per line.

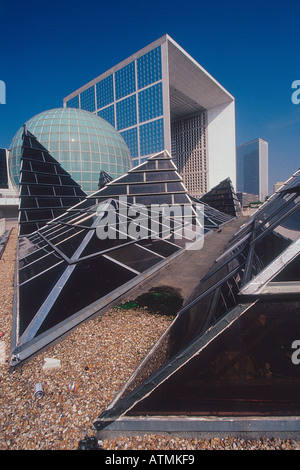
xmin=93 ymin=167 xmax=300 ymax=431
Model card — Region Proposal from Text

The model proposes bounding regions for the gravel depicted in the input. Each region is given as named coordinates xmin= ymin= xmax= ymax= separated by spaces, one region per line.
xmin=1 ymin=229 xmax=300 ymax=451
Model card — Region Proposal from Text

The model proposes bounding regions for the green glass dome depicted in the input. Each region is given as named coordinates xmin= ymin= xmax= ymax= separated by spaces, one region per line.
xmin=9 ymin=107 xmax=133 ymax=193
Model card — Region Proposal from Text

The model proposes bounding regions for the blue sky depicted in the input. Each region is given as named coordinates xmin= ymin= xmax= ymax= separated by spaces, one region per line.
xmin=0 ymin=0 xmax=299 ymax=192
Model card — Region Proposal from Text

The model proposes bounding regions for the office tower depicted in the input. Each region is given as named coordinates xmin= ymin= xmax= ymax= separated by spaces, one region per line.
xmin=63 ymin=34 xmax=236 ymax=198
xmin=237 ymin=138 xmax=269 ymax=201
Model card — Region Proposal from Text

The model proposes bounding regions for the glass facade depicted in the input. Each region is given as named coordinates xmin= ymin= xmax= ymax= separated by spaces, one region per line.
xmin=116 ymin=95 xmax=137 ymax=130
xmin=65 ymin=45 xmax=164 ymax=165
xmin=244 ymin=149 xmax=259 ymax=195
xmin=138 ymin=82 xmax=163 ymax=123
xmin=137 ymin=46 xmax=162 ymax=89
xmin=139 ymin=119 xmax=164 ymax=156
xmin=120 ymin=128 xmax=138 ymax=159
xmin=9 ymin=108 xmax=133 ymax=194
xmin=80 ymin=86 xmax=96 ymax=113
xmin=97 ymin=105 xmax=115 ymax=127
xmin=66 ymin=95 xmax=79 ymax=109
xmin=115 ymin=62 xmax=136 ymax=100
xmin=96 ymin=75 xmax=114 ymax=109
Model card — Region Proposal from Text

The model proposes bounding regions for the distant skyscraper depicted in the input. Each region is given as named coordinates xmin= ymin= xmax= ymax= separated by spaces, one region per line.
xmin=0 ymin=148 xmax=8 ymax=189
xmin=236 ymin=138 xmax=269 ymax=201
xmin=63 ymin=34 xmax=236 ymax=198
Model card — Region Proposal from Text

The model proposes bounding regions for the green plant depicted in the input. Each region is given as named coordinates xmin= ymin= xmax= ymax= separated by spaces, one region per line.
xmin=114 ymin=300 xmax=138 ymax=311
xmin=135 ymin=285 xmax=183 ymax=316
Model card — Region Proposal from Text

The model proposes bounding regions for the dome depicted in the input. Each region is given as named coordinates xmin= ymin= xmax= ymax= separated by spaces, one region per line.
xmin=9 ymin=107 xmax=133 ymax=193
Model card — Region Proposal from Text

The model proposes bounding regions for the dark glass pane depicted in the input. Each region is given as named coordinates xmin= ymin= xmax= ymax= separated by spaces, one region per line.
xmin=115 ymin=173 xmax=144 ymax=184
xmin=28 ymin=186 xmax=55 ymax=196
xmin=167 ymin=182 xmax=185 ymax=192
xmin=138 ymin=239 xmax=179 ymax=257
xmin=60 ymin=175 xmax=80 ymax=186
xmin=61 ymin=197 xmax=83 ymax=207
xmin=36 ymin=256 xmax=136 ymax=335
xmin=19 ymin=261 xmax=67 ymax=336
xmin=146 ymin=171 xmax=181 ymax=182
xmin=56 ymin=230 xmax=88 ymax=258
xmin=22 ymin=148 xmax=45 ymax=161
xmin=106 ymin=244 xmax=162 ymax=272
xmin=31 ymin=161 xmax=57 ymax=174
xmin=21 ymin=172 xmax=36 ymax=183
xmin=19 ymin=197 xmax=38 ymax=209
xmin=54 ymin=186 xmax=76 ymax=196
xmin=273 ymin=254 xmax=300 ymax=281
xmin=79 ymin=232 xmax=131 ymax=258
xmin=38 ymin=198 xmax=62 ymax=208
xmin=135 ymin=194 xmax=173 ymax=205
xmin=130 ymin=302 xmax=300 ymax=417
xmin=26 ymin=209 xmax=53 ymax=221
xmin=157 ymin=160 xmax=174 ymax=170
xmin=129 ymin=183 xmax=166 ymax=194
xmin=19 ymin=252 xmax=63 ymax=284
xmin=174 ymin=194 xmax=191 ymax=203
xmin=131 ymin=161 xmax=156 ymax=171
xmin=100 ymin=185 xmax=128 ymax=196
xmin=37 ymin=174 xmax=61 ymax=185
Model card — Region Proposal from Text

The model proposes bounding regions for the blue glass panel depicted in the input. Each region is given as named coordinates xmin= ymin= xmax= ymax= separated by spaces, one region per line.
xmin=137 ymin=46 xmax=162 ymax=89
xmin=96 ymin=75 xmax=114 ymax=109
xmin=120 ymin=127 xmax=138 ymax=158
xmin=80 ymin=86 xmax=95 ymax=112
xmin=97 ymin=105 xmax=115 ymax=127
xmin=139 ymin=118 xmax=164 ymax=156
xmin=66 ymin=95 xmax=79 ymax=108
xmin=115 ymin=62 xmax=136 ymax=100
xmin=138 ymin=83 xmax=163 ymax=123
xmin=116 ymin=95 xmax=137 ymax=130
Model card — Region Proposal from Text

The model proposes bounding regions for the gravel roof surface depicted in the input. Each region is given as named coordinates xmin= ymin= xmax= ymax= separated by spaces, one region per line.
xmin=1 ymin=229 xmax=300 ymax=451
